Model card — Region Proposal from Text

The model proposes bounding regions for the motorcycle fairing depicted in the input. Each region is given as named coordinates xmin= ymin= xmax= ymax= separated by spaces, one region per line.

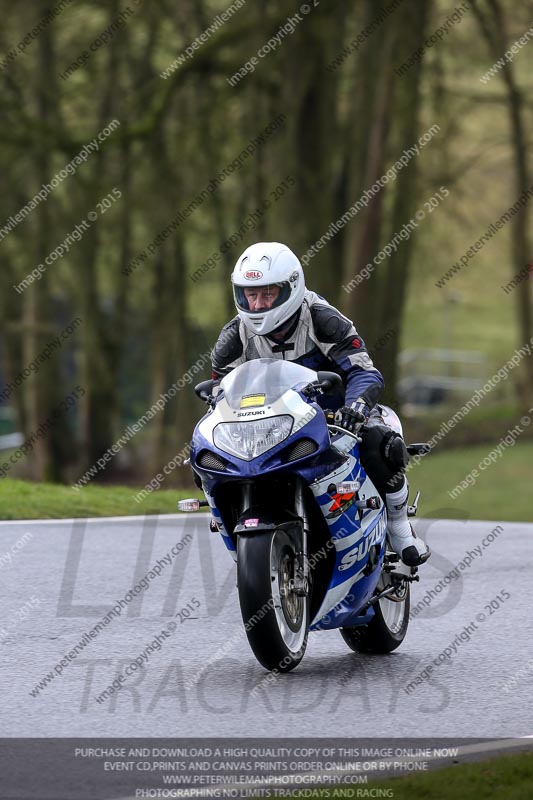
xmin=190 ymin=359 xmax=389 ymax=631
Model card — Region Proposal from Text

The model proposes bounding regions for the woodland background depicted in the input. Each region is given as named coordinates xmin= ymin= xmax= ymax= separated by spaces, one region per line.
xmin=0 ymin=0 xmax=532 ymax=488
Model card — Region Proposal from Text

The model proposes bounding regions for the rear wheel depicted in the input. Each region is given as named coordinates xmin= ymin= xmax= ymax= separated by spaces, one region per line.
xmin=237 ymin=528 xmax=309 ymax=672
xmin=340 ymin=567 xmax=410 ymax=653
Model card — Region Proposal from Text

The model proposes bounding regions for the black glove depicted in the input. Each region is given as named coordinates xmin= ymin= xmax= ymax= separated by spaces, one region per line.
xmin=334 ymin=399 xmax=369 ymax=434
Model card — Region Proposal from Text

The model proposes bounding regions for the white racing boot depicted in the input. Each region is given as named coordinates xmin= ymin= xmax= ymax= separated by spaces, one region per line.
xmin=385 ymin=479 xmax=431 ymax=566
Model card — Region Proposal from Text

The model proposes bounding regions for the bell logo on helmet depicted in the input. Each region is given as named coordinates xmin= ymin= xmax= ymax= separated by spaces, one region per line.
xmin=244 ymin=270 xmax=263 ymax=280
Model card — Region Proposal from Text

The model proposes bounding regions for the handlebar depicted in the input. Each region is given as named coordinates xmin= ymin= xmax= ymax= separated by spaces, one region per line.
xmin=326 ymin=423 xmax=362 ymax=443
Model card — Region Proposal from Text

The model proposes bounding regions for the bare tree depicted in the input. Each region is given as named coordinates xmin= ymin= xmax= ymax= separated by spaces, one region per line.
xmin=472 ymin=0 xmax=533 ymax=406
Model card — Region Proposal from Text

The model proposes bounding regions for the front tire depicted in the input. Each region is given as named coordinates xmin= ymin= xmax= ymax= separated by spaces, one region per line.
xmin=340 ymin=569 xmax=410 ymax=654
xmin=237 ymin=528 xmax=309 ymax=672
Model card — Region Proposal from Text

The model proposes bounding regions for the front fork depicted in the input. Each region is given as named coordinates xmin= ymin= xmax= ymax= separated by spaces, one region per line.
xmin=290 ymin=479 xmax=310 ymax=597
xmin=233 ymin=479 xmax=310 ymax=598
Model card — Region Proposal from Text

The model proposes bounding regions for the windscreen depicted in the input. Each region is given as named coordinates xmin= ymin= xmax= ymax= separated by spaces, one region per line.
xmin=220 ymin=358 xmax=318 ymax=409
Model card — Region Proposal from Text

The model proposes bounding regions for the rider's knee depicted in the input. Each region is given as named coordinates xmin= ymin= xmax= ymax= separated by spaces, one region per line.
xmin=360 ymin=426 xmax=408 ymax=495
xmin=382 ymin=431 xmax=409 ymax=472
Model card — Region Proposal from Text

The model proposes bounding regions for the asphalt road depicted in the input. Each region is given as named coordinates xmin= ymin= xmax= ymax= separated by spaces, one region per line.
xmin=1 ymin=513 xmax=532 ymax=737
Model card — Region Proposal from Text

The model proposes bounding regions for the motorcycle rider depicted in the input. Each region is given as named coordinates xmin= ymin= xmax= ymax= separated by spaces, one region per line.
xmin=211 ymin=242 xmax=430 ymax=567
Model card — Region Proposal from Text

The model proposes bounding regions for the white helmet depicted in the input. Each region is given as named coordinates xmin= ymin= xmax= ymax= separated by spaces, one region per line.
xmin=231 ymin=242 xmax=305 ymax=335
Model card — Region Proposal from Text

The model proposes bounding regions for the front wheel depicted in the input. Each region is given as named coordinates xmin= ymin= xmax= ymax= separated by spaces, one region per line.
xmin=237 ymin=528 xmax=309 ymax=672
xmin=340 ymin=568 xmax=410 ymax=654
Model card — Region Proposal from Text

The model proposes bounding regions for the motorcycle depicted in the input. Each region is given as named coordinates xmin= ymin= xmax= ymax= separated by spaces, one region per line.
xmin=179 ymin=358 xmax=428 ymax=672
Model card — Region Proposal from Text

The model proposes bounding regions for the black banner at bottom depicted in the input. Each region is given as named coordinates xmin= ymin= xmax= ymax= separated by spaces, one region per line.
xmin=0 ymin=738 xmax=531 ymax=799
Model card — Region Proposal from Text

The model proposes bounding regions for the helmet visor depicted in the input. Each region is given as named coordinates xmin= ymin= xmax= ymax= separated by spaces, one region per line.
xmin=233 ymin=282 xmax=291 ymax=314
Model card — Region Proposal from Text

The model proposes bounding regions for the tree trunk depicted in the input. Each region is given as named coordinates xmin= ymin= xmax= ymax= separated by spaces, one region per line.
xmin=341 ymin=0 xmax=397 ymax=344
xmin=278 ymin=1 xmax=351 ymax=298
xmin=472 ymin=0 xmax=533 ymax=406
xmin=377 ymin=0 xmax=432 ymax=406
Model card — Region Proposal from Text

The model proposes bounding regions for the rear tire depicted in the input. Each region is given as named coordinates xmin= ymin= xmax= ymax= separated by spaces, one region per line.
xmin=237 ymin=528 xmax=309 ymax=672
xmin=340 ymin=569 xmax=410 ymax=654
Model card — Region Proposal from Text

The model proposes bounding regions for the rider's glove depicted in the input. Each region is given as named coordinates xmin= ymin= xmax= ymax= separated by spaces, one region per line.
xmin=334 ymin=398 xmax=369 ymax=434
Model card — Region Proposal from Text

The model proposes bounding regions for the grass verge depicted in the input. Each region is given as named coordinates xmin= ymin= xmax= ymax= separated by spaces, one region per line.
xmin=0 ymin=478 xmax=193 ymax=520
xmin=0 ymin=440 xmax=532 ymax=521
xmin=409 ymin=439 xmax=533 ymax=523
xmin=283 ymin=752 xmax=533 ymax=800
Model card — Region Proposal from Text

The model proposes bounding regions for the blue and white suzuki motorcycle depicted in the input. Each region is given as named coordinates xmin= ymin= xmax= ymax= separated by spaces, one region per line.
xmin=180 ymin=359 xmax=426 ymax=672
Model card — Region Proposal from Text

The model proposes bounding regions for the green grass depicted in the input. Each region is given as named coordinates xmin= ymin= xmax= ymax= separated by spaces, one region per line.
xmin=402 ymin=402 xmax=531 ymax=447
xmin=0 ymin=439 xmax=532 ymax=521
xmin=275 ymin=752 xmax=533 ymax=800
xmin=0 ymin=478 xmax=194 ymax=520
xmin=408 ymin=439 xmax=533 ymax=523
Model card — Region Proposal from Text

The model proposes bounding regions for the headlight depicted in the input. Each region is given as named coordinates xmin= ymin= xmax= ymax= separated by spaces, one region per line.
xmin=213 ymin=415 xmax=293 ymax=461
